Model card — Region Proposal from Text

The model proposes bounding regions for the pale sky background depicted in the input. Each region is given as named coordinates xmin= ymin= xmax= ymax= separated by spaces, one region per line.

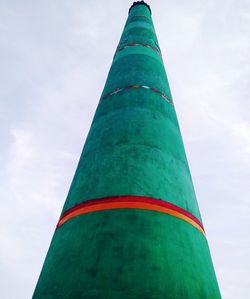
xmin=0 ymin=0 xmax=250 ymax=298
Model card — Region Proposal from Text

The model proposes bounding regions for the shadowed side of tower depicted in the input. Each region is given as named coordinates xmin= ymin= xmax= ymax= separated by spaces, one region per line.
xmin=33 ymin=2 xmax=221 ymax=298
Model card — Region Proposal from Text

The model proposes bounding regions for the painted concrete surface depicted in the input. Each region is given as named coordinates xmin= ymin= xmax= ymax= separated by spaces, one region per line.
xmin=33 ymin=3 xmax=221 ymax=298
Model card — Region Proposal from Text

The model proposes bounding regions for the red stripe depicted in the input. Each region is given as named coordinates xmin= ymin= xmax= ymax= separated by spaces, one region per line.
xmin=151 ymin=87 xmax=160 ymax=93
xmin=59 ymin=195 xmax=203 ymax=230
xmin=116 ymin=43 xmax=161 ymax=55
xmin=101 ymin=85 xmax=174 ymax=106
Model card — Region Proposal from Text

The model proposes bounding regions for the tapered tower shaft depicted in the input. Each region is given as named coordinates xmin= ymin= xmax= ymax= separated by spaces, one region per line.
xmin=33 ymin=2 xmax=221 ymax=298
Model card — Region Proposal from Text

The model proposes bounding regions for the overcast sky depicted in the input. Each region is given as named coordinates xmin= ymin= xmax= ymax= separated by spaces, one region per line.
xmin=0 ymin=0 xmax=250 ymax=298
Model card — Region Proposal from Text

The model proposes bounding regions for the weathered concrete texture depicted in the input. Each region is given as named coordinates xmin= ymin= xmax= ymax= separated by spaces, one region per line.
xmin=33 ymin=3 xmax=221 ymax=299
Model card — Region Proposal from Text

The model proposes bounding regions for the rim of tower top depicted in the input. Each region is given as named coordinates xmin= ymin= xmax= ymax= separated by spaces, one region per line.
xmin=129 ymin=1 xmax=151 ymax=14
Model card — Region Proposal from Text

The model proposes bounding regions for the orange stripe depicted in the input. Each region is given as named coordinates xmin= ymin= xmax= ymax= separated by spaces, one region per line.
xmin=57 ymin=201 xmax=205 ymax=235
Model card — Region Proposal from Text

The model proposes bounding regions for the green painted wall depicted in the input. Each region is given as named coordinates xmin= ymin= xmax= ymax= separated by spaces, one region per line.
xmin=33 ymin=3 xmax=221 ymax=299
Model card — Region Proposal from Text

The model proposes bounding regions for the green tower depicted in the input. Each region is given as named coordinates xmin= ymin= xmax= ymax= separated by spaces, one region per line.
xmin=33 ymin=2 xmax=221 ymax=298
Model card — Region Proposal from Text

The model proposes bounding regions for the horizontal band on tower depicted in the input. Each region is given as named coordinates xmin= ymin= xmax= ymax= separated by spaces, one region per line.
xmin=115 ymin=42 xmax=161 ymax=56
xmin=127 ymin=15 xmax=152 ymax=23
xmin=57 ymin=195 xmax=205 ymax=236
xmin=101 ymin=85 xmax=174 ymax=105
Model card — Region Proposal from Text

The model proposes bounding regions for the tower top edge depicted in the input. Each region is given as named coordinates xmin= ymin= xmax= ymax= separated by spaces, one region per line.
xmin=129 ymin=1 xmax=151 ymax=14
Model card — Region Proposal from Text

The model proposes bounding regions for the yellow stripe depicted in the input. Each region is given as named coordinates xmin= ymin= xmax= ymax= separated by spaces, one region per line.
xmin=58 ymin=202 xmax=205 ymax=235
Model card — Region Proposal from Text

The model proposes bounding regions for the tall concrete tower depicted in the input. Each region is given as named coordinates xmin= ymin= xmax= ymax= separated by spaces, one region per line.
xmin=33 ymin=2 xmax=221 ymax=298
